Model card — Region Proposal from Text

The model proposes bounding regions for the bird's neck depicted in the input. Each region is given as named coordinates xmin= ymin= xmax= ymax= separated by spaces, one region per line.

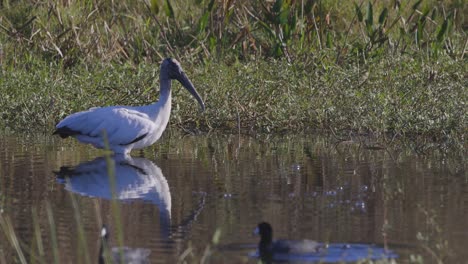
xmin=98 ymin=236 xmax=108 ymax=264
xmin=260 ymin=234 xmax=273 ymax=245
xmin=159 ymin=76 xmax=172 ymax=104
xmin=145 ymin=77 xmax=172 ymax=121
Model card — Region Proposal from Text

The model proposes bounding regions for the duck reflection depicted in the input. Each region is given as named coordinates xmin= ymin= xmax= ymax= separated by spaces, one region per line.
xmin=99 ymin=225 xmax=150 ymax=264
xmin=55 ymin=155 xmax=171 ymax=237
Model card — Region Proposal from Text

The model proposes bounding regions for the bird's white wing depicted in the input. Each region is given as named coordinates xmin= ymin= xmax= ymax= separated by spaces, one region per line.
xmin=56 ymin=106 xmax=155 ymax=145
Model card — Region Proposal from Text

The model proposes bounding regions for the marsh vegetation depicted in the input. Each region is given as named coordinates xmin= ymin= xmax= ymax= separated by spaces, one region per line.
xmin=0 ymin=0 xmax=466 ymax=150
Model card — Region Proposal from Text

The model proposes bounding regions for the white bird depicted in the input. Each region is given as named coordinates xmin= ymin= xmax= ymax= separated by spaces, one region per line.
xmin=53 ymin=58 xmax=205 ymax=154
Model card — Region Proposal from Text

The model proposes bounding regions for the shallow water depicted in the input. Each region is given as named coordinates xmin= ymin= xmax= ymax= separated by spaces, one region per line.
xmin=0 ymin=133 xmax=466 ymax=263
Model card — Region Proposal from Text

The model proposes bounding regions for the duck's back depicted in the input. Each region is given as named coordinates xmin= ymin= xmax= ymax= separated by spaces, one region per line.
xmin=273 ymin=239 xmax=323 ymax=254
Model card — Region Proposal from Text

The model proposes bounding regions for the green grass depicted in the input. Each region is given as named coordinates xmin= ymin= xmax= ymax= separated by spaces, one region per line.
xmin=0 ymin=56 xmax=465 ymax=151
xmin=0 ymin=0 xmax=466 ymax=150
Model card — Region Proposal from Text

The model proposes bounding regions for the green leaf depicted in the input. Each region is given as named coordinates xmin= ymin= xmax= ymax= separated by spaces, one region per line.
xmin=378 ymin=7 xmax=388 ymax=25
xmin=283 ymin=23 xmax=290 ymax=41
xmin=366 ymin=1 xmax=373 ymax=27
xmin=273 ymin=0 xmax=283 ymax=14
xmin=354 ymin=3 xmax=363 ymax=22
xmin=209 ymin=36 xmax=217 ymax=53
xmin=290 ymin=10 xmax=297 ymax=30
xmin=446 ymin=12 xmax=454 ymax=36
xmin=208 ymin=0 xmax=215 ymax=11
xmin=416 ymin=21 xmax=423 ymax=47
xmin=164 ymin=0 xmax=174 ymax=18
xmin=305 ymin=0 xmax=314 ymax=15
xmin=273 ymin=44 xmax=283 ymax=57
xmin=436 ymin=19 xmax=448 ymax=43
xmin=150 ymin=0 xmax=159 ymax=14
xmin=412 ymin=0 xmax=422 ymax=11
xmin=430 ymin=8 xmax=437 ymax=21
xmin=279 ymin=7 xmax=290 ymax=25
xmin=198 ymin=12 xmax=209 ymax=33
xmin=257 ymin=19 xmax=277 ymax=40
xmin=399 ymin=27 xmax=405 ymax=37
xmin=326 ymin=30 xmax=333 ymax=48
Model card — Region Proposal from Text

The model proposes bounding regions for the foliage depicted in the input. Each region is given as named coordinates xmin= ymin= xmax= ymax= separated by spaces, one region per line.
xmin=0 ymin=0 xmax=465 ymax=65
xmin=0 ymin=0 xmax=466 ymax=148
xmin=0 ymin=56 xmax=465 ymax=151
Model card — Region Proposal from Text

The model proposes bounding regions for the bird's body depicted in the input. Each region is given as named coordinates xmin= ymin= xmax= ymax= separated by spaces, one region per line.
xmin=55 ymin=103 xmax=170 ymax=154
xmin=54 ymin=58 xmax=204 ymax=154
xmin=253 ymin=222 xmax=397 ymax=263
xmin=264 ymin=238 xmax=323 ymax=254
xmin=254 ymin=222 xmax=324 ymax=262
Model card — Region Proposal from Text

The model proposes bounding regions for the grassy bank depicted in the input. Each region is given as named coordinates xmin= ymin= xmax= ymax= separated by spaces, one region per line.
xmin=0 ymin=0 xmax=466 ymax=149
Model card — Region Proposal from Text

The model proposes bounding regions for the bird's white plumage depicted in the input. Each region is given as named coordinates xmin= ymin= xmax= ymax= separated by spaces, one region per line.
xmin=54 ymin=58 xmax=204 ymax=154
xmin=56 ymin=104 xmax=169 ymax=154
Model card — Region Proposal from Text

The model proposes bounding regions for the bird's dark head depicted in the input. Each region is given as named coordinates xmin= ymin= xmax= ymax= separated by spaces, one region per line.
xmin=162 ymin=58 xmax=184 ymax=80
xmin=161 ymin=58 xmax=205 ymax=112
xmin=254 ymin=222 xmax=273 ymax=244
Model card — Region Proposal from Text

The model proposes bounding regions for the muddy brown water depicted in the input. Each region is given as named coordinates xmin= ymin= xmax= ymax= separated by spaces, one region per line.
xmin=0 ymin=133 xmax=466 ymax=263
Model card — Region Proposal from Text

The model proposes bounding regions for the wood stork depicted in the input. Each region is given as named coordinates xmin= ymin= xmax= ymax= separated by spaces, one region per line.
xmin=53 ymin=58 xmax=205 ymax=154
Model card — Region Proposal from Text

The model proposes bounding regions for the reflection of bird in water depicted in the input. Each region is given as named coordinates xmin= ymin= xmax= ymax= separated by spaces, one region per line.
xmin=53 ymin=58 xmax=205 ymax=155
xmin=55 ymin=156 xmax=171 ymax=237
xmin=99 ymin=225 xmax=150 ymax=264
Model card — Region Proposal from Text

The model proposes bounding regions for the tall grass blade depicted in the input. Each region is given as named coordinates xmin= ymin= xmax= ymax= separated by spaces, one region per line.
xmin=416 ymin=21 xmax=423 ymax=48
xmin=207 ymin=0 xmax=216 ymax=11
xmin=198 ymin=12 xmax=209 ymax=33
xmin=45 ymin=201 xmax=60 ymax=264
xmin=412 ymin=0 xmax=422 ymax=11
xmin=68 ymin=187 xmax=91 ymax=264
xmin=150 ymin=0 xmax=159 ymax=14
xmin=304 ymin=0 xmax=313 ymax=15
xmin=326 ymin=30 xmax=333 ymax=48
xmin=355 ymin=2 xmax=363 ymax=22
xmin=0 ymin=214 xmax=27 ymax=264
xmin=31 ymin=207 xmax=45 ymax=262
xmin=436 ymin=19 xmax=448 ymax=44
xmin=101 ymin=130 xmax=125 ymax=259
xmin=365 ymin=1 xmax=374 ymax=36
xmin=366 ymin=1 xmax=373 ymax=26
xmin=378 ymin=7 xmax=388 ymax=25
xmin=273 ymin=0 xmax=283 ymax=14
xmin=430 ymin=9 xmax=437 ymax=21
xmin=164 ymin=0 xmax=175 ymax=18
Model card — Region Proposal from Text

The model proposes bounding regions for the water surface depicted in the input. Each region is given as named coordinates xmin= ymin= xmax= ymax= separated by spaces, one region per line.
xmin=0 ymin=133 xmax=466 ymax=263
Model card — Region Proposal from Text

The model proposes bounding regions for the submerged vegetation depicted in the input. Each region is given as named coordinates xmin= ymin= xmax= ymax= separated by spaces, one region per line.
xmin=0 ymin=0 xmax=466 ymax=149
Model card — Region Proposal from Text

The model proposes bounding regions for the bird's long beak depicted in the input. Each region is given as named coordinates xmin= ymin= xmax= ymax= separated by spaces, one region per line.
xmin=177 ymin=72 xmax=205 ymax=112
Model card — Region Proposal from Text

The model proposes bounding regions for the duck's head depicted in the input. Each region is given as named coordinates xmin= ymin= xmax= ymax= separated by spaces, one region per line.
xmin=254 ymin=222 xmax=273 ymax=244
